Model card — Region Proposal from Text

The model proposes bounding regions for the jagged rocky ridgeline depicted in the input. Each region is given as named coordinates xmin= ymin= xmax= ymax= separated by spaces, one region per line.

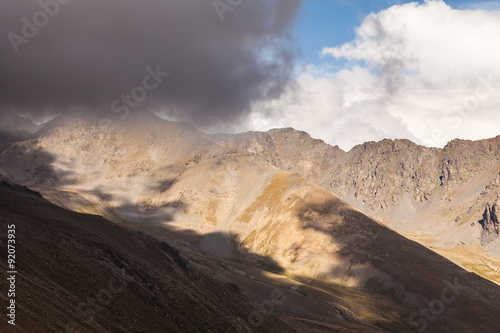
xmin=1 ymin=112 xmax=500 ymax=283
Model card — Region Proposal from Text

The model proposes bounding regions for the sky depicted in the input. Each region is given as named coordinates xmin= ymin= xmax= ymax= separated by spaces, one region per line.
xmin=295 ymin=0 xmax=500 ymax=67
xmin=242 ymin=0 xmax=500 ymax=149
xmin=1 ymin=0 xmax=500 ymax=150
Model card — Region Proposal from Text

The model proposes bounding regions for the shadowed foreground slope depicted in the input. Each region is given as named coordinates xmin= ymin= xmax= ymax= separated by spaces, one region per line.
xmin=2 ymin=178 xmax=500 ymax=332
xmin=0 ymin=180 xmax=296 ymax=333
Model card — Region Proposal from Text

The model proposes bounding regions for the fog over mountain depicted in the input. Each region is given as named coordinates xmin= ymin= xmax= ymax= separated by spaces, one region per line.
xmin=0 ymin=0 xmax=300 ymax=126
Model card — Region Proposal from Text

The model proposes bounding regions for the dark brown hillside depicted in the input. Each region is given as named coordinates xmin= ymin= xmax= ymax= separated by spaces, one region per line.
xmin=0 ymin=180 xmax=295 ymax=333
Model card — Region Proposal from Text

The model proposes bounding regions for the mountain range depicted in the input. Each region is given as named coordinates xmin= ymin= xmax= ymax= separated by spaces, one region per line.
xmin=1 ymin=111 xmax=500 ymax=332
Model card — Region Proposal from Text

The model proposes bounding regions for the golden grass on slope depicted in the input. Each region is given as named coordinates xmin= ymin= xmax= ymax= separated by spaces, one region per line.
xmin=205 ymin=200 xmax=218 ymax=225
xmin=237 ymin=172 xmax=303 ymax=223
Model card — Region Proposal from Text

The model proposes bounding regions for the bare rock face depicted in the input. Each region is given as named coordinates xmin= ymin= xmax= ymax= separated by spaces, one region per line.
xmin=480 ymin=203 xmax=500 ymax=235
xmin=323 ymin=139 xmax=440 ymax=216
xmin=211 ymin=128 xmax=345 ymax=184
xmin=440 ymin=138 xmax=500 ymax=185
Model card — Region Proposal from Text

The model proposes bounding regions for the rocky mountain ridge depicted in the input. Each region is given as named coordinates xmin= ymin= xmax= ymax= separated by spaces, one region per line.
xmin=1 ymin=112 xmax=499 ymax=284
xmin=2 ymin=113 xmax=500 ymax=332
xmin=221 ymin=129 xmax=500 ymax=257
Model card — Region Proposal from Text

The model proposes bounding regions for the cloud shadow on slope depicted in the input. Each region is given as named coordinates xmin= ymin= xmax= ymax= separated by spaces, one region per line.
xmin=293 ymin=189 xmax=500 ymax=332
xmin=0 ymin=142 xmax=286 ymax=275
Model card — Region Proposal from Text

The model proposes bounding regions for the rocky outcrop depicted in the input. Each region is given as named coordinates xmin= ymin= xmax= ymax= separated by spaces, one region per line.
xmin=440 ymin=138 xmax=500 ymax=185
xmin=323 ymin=139 xmax=440 ymax=216
xmin=211 ymin=128 xmax=345 ymax=184
xmin=480 ymin=202 xmax=500 ymax=235
xmin=213 ymin=128 xmax=500 ymax=269
xmin=222 ymin=131 xmax=500 ymax=226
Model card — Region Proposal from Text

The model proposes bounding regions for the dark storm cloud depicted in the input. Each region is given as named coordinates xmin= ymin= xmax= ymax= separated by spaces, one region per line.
xmin=0 ymin=0 xmax=301 ymax=125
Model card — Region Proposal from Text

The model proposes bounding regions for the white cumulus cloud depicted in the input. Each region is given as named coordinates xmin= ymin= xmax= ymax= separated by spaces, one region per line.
xmin=243 ymin=0 xmax=500 ymax=150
